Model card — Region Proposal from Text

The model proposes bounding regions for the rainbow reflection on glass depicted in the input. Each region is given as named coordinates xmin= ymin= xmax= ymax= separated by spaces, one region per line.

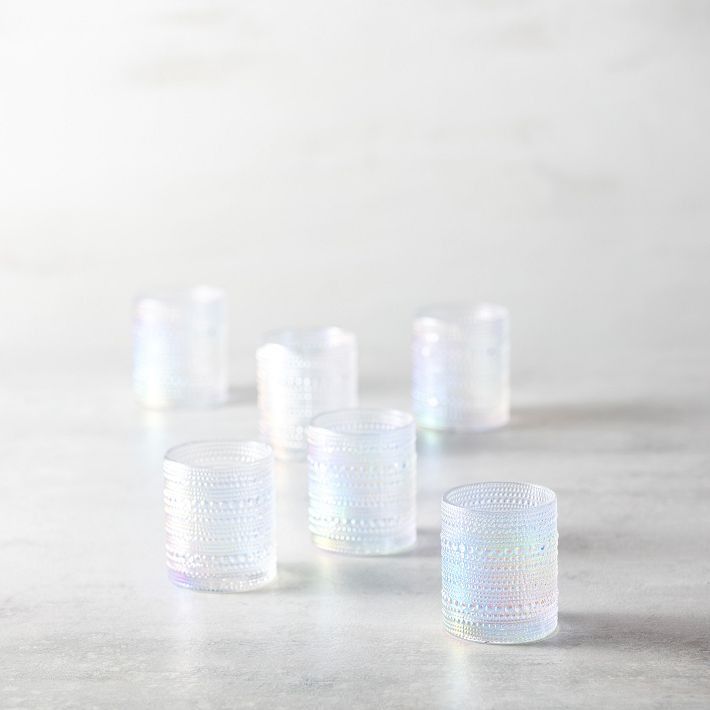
xmin=257 ymin=327 xmax=358 ymax=460
xmin=164 ymin=441 xmax=276 ymax=592
xmin=307 ymin=408 xmax=416 ymax=555
xmin=412 ymin=303 xmax=509 ymax=431
xmin=441 ymin=482 xmax=558 ymax=644
xmin=133 ymin=287 xmax=227 ymax=409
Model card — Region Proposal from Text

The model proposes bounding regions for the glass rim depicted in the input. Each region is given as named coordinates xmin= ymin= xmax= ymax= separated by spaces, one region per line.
xmin=164 ymin=440 xmax=273 ymax=473
xmin=135 ymin=285 xmax=226 ymax=308
xmin=442 ymin=481 xmax=556 ymax=515
xmin=309 ymin=407 xmax=414 ymax=438
xmin=415 ymin=302 xmax=508 ymax=325
xmin=259 ymin=325 xmax=356 ymax=351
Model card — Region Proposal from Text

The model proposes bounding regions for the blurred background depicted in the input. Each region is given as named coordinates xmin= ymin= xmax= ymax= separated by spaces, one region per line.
xmin=1 ymin=0 xmax=708 ymax=391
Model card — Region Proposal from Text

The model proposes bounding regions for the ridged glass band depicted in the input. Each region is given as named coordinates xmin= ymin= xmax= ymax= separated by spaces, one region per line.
xmin=133 ymin=287 xmax=228 ymax=409
xmin=257 ymin=327 xmax=358 ymax=460
xmin=441 ymin=482 xmax=558 ymax=644
xmin=164 ymin=441 xmax=276 ymax=592
xmin=412 ymin=303 xmax=510 ymax=431
xmin=307 ymin=408 xmax=416 ymax=555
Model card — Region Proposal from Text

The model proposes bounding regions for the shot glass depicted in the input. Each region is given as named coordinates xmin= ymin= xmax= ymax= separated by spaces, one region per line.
xmin=257 ymin=327 xmax=358 ymax=460
xmin=412 ymin=303 xmax=509 ymax=431
xmin=307 ymin=408 xmax=417 ymax=555
xmin=441 ymin=481 xmax=558 ymax=644
xmin=133 ymin=286 xmax=228 ymax=409
xmin=163 ymin=441 xmax=276 ymax=592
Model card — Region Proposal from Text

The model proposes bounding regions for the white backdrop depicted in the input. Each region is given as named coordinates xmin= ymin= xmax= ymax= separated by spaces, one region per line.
xmin=1 ymin=0 xmax=708 ymax=390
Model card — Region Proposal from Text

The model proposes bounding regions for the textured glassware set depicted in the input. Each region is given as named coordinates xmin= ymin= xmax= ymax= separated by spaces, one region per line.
xmin=135 ymin=290 xmax=558 ymax=644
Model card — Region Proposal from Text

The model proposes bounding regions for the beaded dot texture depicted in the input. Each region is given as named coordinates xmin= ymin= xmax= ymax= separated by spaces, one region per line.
xmin=412 ymin=303 xmax=509 ymax=431
xmin=133 ymin=287 xmax=228 ymax=409
xmin=164 ymin=441 xmax=276 ymax=592
xmin=441 ymin=482 xmax=558 ymax=644
xmin=257 ymin=327 xmax=358 ymax=460
xmin=307 ymin=408 xmax=417 ymax=555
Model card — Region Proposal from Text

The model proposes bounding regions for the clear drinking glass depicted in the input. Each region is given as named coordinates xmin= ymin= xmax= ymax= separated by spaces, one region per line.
xmin=412 ymin=303 xmax=509 ymax=431
xmin=257 ymin=327 xmax=358 ymax=460
xmin=133 ymin=287 xmax=228 ymax=409
xmin=307 ymin=408 xmax=417 ymax=555
xmin=441 ymin=481 xmax=558 ymax=643
xmin=164 ymin=441 xmax=276 ymax=592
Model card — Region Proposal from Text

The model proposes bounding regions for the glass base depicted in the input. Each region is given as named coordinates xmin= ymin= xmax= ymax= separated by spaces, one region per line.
xmin=311 ymin=531 xmax=416 ymax=557
xmin=416 ymin=412 xmax=510 ymax=432
xmin=137 ymin=391 xmax=229 ymax=410
xmin=443 ymin=613 xmax=558 ymax=644
xmin=168 ymin=565 xmax=277 ymax=593
xmin=270 ymin=445 xmax=307 ymax=462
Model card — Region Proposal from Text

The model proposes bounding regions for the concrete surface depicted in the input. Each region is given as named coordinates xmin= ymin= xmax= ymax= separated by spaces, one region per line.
xmin=1 ymin=367 xmax=709 ymax=708
xmin=1 ymin=1 xmax=709 ymax=708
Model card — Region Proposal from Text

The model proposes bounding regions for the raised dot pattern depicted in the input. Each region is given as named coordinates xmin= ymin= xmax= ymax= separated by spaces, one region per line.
xmin=164 ymin=441 xmax=276 ymax=592
xmin=307 ymin=409 xmax=417 ymax=555
xmin=441 ymin=481 xmax=558 ymax=643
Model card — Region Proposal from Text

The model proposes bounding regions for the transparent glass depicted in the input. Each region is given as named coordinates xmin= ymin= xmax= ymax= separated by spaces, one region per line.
xmin=441 ymin=481 xmax=558 ymax=643
xmin=133 ymin=286 xmax=228 ymax=409
xmin=257 ymin=327 xmax=358 ymax=460
xmin=163 ymin=441 xmax=276 ymax=592
xmin=307 ymin=408 xmax=416 ymax=555
xmin=412 ymin=303 xmax=509 ymax=431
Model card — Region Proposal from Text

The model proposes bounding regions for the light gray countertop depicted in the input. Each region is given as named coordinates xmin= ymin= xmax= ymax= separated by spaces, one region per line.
xmin=2 ymin=367 xmax=709 ymax=708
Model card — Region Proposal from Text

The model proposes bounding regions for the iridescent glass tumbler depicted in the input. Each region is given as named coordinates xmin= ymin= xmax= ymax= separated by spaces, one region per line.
xmin=307 ymin=408 xmax=416 ymax=555
xmin=441 ymin=482 xmax=558 ymax=643
xmin=164 ymin=441 xmax=276 ymax=592
xmin=133 ymin=287 xmax=228 ymax=409
xmin=257 ymin=327 xmax=358 ymax=460
xmin=412 ymin=303 xmax=509 ymax=431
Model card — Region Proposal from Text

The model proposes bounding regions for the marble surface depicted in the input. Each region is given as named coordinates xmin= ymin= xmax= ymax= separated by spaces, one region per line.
xmin=1 ymin=1 xmax=710 ymax=707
